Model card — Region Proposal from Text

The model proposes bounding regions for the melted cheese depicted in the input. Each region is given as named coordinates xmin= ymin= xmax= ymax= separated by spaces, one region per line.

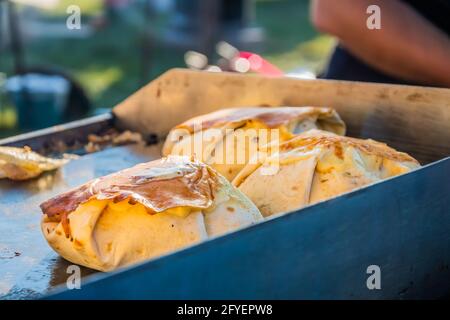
xmin=86 ymin=199 xmax=193 ymax=219
xmin=242 ymin=120 xmax=294 ymax=142
xmin=163 ymin=206 xmax=192 ymax=218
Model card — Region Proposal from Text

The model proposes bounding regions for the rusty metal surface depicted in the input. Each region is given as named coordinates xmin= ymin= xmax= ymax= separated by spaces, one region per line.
xmin=0 ymin=143 xmax=162 ymax=299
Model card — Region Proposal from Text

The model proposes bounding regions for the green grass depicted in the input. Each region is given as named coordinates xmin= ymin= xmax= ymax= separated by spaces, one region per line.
xmin=255 ymin=0 xmax=334 ymax=72
xmin=42 ymin=0 xmax=103 ymax=17
xmin=0 ymin=0 xmax=334 ymax=136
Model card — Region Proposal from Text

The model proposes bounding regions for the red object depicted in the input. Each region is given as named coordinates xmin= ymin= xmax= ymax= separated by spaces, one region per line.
xmin=239 ymin=51 xmax=284 ymax=76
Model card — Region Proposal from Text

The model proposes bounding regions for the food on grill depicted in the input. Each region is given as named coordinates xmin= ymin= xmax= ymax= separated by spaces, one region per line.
xmin=84 ymin=129 xmax=143 ymax=153
xmin=0 ymin=146 xmax=70 ymax=181
xmin=233 ymin=130 xmax=420 ymax=217
xmin=40 ymin=156 xmax=262 ymax=272
xmin=163 ymin=107 xmax=346 ymax=181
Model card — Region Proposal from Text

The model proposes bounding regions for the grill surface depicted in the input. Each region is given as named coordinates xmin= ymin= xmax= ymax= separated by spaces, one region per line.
xmin=0 ymin=140 xmax=162 ymax=299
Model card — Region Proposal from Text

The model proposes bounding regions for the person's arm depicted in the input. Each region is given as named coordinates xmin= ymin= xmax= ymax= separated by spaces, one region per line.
xmin=311 ymin=0 xmax=450 ymax=87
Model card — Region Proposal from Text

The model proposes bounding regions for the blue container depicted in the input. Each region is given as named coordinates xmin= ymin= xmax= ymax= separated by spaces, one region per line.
xmin=6 ymin=74 xmax=69 ymax=130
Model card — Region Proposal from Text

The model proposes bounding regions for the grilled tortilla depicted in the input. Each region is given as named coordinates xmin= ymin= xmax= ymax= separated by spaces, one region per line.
xmin=163 ymin=107 xmax=346 ymax=180
xmin=0 ymin=146 xmax=69 ymax=181
xmin=233 ymin=130 xmax=420 ymax=217
xmin=40 ymin=156 xmax=262 ymax=271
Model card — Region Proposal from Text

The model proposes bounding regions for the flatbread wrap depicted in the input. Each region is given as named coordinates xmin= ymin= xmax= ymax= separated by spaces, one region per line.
xmin=233 ymin=130 xmax=420 ymax=217
xmin=40 ymin=156 xmax=262 ymax=271
xmin=163 ymin=107 xmax=346 ymax=181
xmin=0 ymin=146 xmax=69 ymax=181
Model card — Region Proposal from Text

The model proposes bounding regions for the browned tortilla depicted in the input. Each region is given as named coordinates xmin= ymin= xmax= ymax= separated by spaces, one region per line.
xmin=40 ymin=156 xmax=219 ymax=220
xmin=40 ymin=156 xmax=262 ymax=271
xmin=176 ymin=107 xmax=345 ymax=132
xmin=278 ymin=131 xmax=419 ymax=164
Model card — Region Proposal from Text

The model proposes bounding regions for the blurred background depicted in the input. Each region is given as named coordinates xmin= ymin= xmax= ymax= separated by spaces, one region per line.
xmin=0 ymin=0 xmax=335 ymax=138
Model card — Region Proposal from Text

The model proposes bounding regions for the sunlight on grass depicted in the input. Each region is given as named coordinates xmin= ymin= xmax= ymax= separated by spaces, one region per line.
xmin=42 ymin=0 xmax=103 ymax=16
xmin=0 ymin=108 xmax=17 ymax=129
xmin=265 ymin=35 xmax=336 ymax=73
xmin=75 ymin=67 xmax=123 ymax=103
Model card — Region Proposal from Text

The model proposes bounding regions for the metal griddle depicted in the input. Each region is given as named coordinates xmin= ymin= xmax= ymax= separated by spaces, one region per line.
xmin=0 ymin=115 xmax=164 ymax=299
xmin=1 ymin=69 xmax=449 ymax=299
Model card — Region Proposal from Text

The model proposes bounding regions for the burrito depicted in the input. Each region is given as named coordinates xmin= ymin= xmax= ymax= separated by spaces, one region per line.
xmin=40 ymin=156 xmax=262 ymax=271
xmin=163 ymin=107 xmax=346 ymax=181
xmin=233 ymin=130 xmax=420 ymax=217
